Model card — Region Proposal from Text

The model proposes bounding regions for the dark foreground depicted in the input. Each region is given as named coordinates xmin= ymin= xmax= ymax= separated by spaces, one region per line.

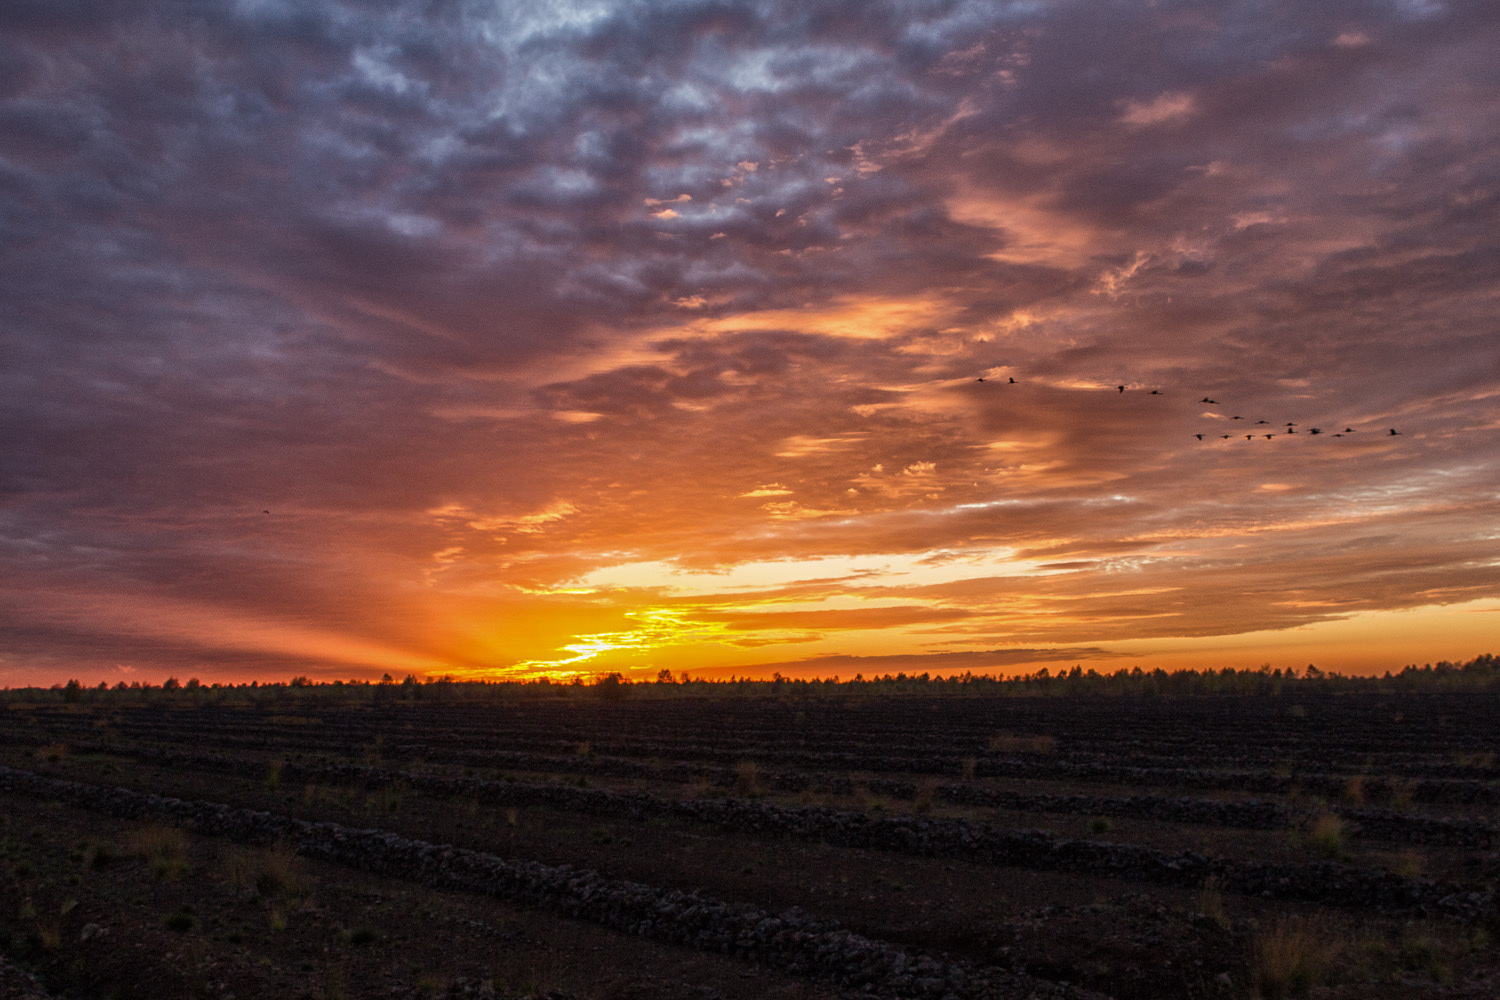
xmin=1 ymin=691 xmax=1497 ymax=999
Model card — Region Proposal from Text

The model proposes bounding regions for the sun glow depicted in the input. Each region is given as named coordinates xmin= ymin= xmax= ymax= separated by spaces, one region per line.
xmin=499 ymin=608 xmax=740 ymax=678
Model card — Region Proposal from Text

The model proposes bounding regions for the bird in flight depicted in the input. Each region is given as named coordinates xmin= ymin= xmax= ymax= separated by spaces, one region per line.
xmin=1201 ymin=397 xmax=1218 ymax=404
xmin=1149 ymin=389 xmax=1162 ymax=395
xmin=1009 ymin=377 xmax=1017 ymax=384
xmin=1118 ymin=385 xmax=1126 ymax=393
xmin=1195 ymin=434 xmax=1204 ymax=440
xmin=1389 ymin=428 xmax=1401 ymax=435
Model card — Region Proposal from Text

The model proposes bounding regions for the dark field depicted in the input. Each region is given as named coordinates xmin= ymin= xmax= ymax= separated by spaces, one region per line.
xmin=1 ymin=689 xmax=1498 ymax=999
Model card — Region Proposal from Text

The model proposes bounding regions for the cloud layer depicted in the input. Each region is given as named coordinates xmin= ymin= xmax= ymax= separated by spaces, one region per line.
xmin=3 ymin=0 xmax=1498 ymax=682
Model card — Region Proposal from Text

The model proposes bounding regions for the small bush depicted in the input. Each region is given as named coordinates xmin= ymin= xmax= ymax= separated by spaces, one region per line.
xmin=1088 ymin=816 xmax=1112 ymax=835
xmin=1342 ymin=775 xmax=1365 ymax=804
xmin=164 ymin=909 xmax=194 ymax=933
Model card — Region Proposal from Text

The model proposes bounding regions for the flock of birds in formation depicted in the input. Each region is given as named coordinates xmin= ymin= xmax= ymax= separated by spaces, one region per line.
xmin=973 ymin=375 xmax=1402 ymax=442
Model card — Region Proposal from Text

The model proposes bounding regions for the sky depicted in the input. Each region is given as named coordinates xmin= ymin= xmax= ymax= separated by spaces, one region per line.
xmin=3 ymin=0 xmax=1499 ymax=686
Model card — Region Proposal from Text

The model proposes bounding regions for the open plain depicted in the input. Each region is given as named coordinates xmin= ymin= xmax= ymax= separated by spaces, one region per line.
xmin=1 ymin=678 xmax=1497 ymax=999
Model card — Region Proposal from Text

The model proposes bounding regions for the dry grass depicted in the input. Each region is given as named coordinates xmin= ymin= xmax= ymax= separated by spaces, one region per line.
xmin=226 ymin=840 xmax=312 ymax=903
xmin=125 ymin=823 xmax=190 ymax=879
xmin=1342 ymin=775 xmax=1366 ymax=804
xmin=35 ymin=743 xmax=69 ymax=763
xmin=988 ymin=731 xmax=1056 ymax=754
xmin=733 ymin=761 xmax=766 ymax=798
xmin=1251 ymin=917 xmax=1335 ymax=998
xmin=911 ymin=779 xmax=937 ymax=814
xmin=1386 ymin=776 xmax=1418 ymax=810
xmin=1303 ymin=814 xmax=1346 ymax=860
xmin=1196 ymin=877 xmax=1231 ymax=930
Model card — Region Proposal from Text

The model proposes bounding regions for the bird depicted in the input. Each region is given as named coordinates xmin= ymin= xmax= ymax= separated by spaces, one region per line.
xmin=1201 ymin=397 xmax=1217 ymax=404
xmin=1310 ymin=428 xmax=1322 ymax=435
xmin=1264 ymin=434 xmax=1274 ymax=439
xmin=1231 ymin=415 xmax=1242 ymax=420
xmin=1389 ymin=428 xmax=1401 ymax=435
xmin=1118 ymin=385 xmax=1126 ymax=393
xmin=1245 ymin=435 xmax=1253 ymax=440
xmin=1195 ymin=434 xmax=1204 ymax=440
xmin=1344 ymin=428 xmax=1356 ymax=433
xmin=976 ymin=378 xmax=986 ymax=382
xmin=1008 ymin=377 xmax=1017 ymax=384
xmin=1221 ymin=434 xmax=1232 ymax=439
xmin=1255 ymin=420 xmax=1269 ymax=425
xmin=263 ymin=510 xmax=270 ymax=514
xmin=1149 ymin=389 xmax=1162 ymax=395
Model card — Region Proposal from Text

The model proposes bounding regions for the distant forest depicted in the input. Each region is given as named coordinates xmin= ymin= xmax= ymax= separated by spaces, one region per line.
xmin=6 ymin=653 xmax=1498 ymax=704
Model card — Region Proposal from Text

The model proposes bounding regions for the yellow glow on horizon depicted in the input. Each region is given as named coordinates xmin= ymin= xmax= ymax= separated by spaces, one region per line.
xmin=488 ymin=607 xmax=745 ymax=679
xmin=575 ymin=546 xmax=1049 ymax=596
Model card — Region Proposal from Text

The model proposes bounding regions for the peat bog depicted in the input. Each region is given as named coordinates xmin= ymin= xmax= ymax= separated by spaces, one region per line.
xmin=1 ymin=677 xmax=1498 ymax=999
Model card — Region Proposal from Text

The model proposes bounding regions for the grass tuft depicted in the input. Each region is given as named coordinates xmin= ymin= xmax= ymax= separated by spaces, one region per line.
xmin=734 ymin=761 xmax=766 ymax=798
xmin=125 ymin=823 xmax=189 ymax=879
xmin=1251 ymin=917 xmax=1333 ymax=998
xmin=1303 ymin=814 xmax=1346 ymax=860
xmin=988 ymin=731 xmax=1055 ymax=754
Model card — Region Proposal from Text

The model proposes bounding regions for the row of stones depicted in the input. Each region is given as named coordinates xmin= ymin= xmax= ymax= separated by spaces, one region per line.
xmin=0 ymin=765 xmax=1100 ymax=1000
xmin=8 ymin=731 xmax=1494 ymax=848
xmin=23 ymin=744 xmax=1494 ymax=920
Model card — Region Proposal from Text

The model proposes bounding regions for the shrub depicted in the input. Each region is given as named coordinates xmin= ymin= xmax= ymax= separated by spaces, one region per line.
xmin=164 ymin=909 xmax=195 ymax=933
xmin=1089 ymin=816 xmax=1113 ymax=835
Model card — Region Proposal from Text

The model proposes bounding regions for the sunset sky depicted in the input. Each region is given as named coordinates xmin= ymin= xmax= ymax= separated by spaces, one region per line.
xmin=3 ymin=0 xmax=1499 ymax=686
